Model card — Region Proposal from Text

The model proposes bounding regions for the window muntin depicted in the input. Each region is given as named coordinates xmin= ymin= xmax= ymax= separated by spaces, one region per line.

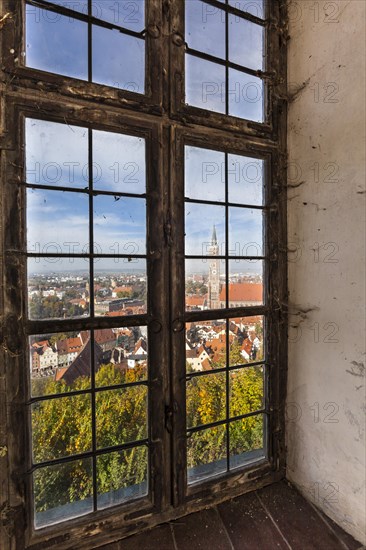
xmin=25 ymin=0 xmax=146 ymax=93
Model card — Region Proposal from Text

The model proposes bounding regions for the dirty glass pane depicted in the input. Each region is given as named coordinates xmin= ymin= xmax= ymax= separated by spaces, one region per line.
xmin=228 ymin=315 xmax=264 ymax=366
xmin=227 ymin=260 xmax=264 ymax=306
xmin=92 ymin=0 xmax=145 ymax=32
xmin=97 ymin=446 xmax=148 ymax=509
xmin=228 ymin=207 xmax=263 ymax=257
xmin=27 ymin=257 xmax=90 ymax=320
xmin=94 ymin=326 xmax=148 ymax=388
xmin=229 ymin=16 xmax=264 ymax=70
xmin=186 ymin=55 xmax=225 ymax=113
xmin=96 ymin=386 xmax=148 ymax=449
xmin=229 ymin=366 xmax=264 ymax=416
xmin=229 ymin=0 xmax=265 ymax=19
xmin=92 ymin=27 xmax=145 ymax=93
xmin=185 ymin=1 xmax=225 ymax=59
xmin=187 ymin=372 xmax=226 ymax=428
xmin=26 ymin=7 xmax=88 ymax=80
xmin=29 ymin=331 xmax=91 ymax=398
xmin=185 ymin=203 xmax=225 ymax=256
xmin=33 ymin=458 xmax=93 ymax=528
xmin=25 ymin=118 xmax=88 ymax=189
xmin=32 ymin=394 xmax=92 ymax=463
xmin=27 ymin=189 xmax=89 ymax=254
xmin=94 ymin=259 xmax=147 ymax=316
xmin=47 ymin=0 xmax=88 ymax=12
xmin=187 ymin=425 xmax=227 ymax=484
xmin=93 ymin=196 xmax=146 ymax=255
xmin=186 ymin=320 xmax=227 ymax=374
xmin=185 ymin=146 xmax=225 ymax=202
xmin=92 ymin=130 xmax=146 ymax=193
xmin=185 ymin=259 xmax=226 ymax=312
xmin=228 ymin=154 xmax=264 ymax=206
xmin=228 ymin=70 xmax=264 ymax=122
xmin=229 ymin=414 xmax=265 ymax=469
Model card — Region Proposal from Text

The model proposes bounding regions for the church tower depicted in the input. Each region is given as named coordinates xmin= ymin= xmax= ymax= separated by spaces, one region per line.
xmin=208 ymin=225 xmax=220 ymax=309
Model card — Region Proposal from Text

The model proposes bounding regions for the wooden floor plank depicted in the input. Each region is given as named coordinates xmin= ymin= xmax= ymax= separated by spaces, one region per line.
xmin=217 ymin=489 xmax=291 ymax=549
xmin=257 ymin=481 xmax=347 ymax=550
xmin=172 ymin=507 xmax=233 ymax=550
xmin=102 ymin=524 xmax=176 ymax=550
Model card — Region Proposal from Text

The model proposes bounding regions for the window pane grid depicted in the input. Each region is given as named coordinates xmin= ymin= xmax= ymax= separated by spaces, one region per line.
xmin=26 ymin=118 xmax=150 ymax=525
xmin=185 ymin=0 xmax=266 ymax=120
xmin=185 ymin=143 xmax=267 ymax=484
xmin=25 ymin=0 xmax=146 ymax=93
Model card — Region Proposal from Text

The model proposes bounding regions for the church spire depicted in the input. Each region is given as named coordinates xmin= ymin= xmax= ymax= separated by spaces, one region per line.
xmin=211 ymin=225 xmax=218 ymax=245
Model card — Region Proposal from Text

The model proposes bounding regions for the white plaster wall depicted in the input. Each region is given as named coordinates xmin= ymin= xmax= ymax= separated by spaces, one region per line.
xmin=287 ymin=0 xmax=366 ymax=544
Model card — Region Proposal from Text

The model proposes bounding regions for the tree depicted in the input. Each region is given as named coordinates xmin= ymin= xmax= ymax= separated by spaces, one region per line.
xmin=32 ymin=357 xmax=263 ymax=516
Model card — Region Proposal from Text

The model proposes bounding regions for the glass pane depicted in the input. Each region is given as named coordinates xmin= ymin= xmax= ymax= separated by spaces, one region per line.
xmin=97 ymin=446 xmax=148 ymax=509
xmin=186 ymin=55 xmax=225 ymax=113
xmin=228 ymin=154 xmax=264 ymax=206
xmin=92 ymin=27 xmax=144 ymax=93
xmin=230 ymin=366 xmax=264 ymax=416
xmin=33 ymin=458 xmax=93 ymax=528
xmin=186 ymin=320 xmax=227 ymax=373
xmin=229 ymin=0 xmax=265 ymax=19
xmin=227 ymin=260 xmax=264 ymax=306
xmin=92 ymin=0 xmax=145 ymax=32
xmin=25 ymin=118 xmax=88 ymax=188
xmin=27 ymin=189 xmax=89 ymax=254
xmin=26 ymin=7 xmax=88 ymax=80
xmin=229 ymin=207 xmax=263 ymax=257
xmin=95 ymin=326 xmax=148 ymax=387
xmin=229 ymin=414 xmax=265 ymax=468
xmin=229 ymin=70 xmax=264 ymax=122
xmin=185 ymin=204 xmax=225 ymax=256
xmin=93 ymin=196 xmax=146 ymax=255
xmin=46 ymin=0 xmax=88 ymax=12
xmin=96 ymin=386 xmax=148 ymax=449
xmin=29 ymin=331 xmax=91 ymax=397
xmin=92 ymin=130 xmax=146 ymax=193
xmin=229 ymin=315 xmax=264 ymax=365
xmin=185 ymin=146 xmax=225 ymax=202
xmin=32 ymin=394 xmax=92 ymax=463
xmin=94 ymin=259 xmax=147 ymax=316
xmin=187 ymin=425 xmax=227 ymax=484
xmin=185 ymin=1 xmax=225 ymax=59
xmin=28 ymin=257 xmax=90 ymax=320
xmin=185 ymin=259 xmax=226 ymax=311
xmin=187 ymin=372 xmax=226 ymax=428
xmin=229 ymin=16 xmax=264 ymax=70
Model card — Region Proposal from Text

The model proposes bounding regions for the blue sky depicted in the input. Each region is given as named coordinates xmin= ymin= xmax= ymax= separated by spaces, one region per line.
xmin=185 ymin=146 xmax=264 ymax=205
xmin=26 ymin=4 xmax=145 ymax=92
xmin=26 ymin=119 xmax=146 ymax=192
xmin=26 ymin=189 xmax=147 ymax=256
xmin=26 ymin=126 xmax=264 ymax=270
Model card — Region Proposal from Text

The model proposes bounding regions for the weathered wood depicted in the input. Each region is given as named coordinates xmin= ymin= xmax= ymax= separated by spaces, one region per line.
xmin=0 ymin=0 xmax=288 ymax=548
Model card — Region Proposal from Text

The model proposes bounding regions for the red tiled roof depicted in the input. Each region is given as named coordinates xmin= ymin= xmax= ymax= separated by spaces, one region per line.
xmin=186 ymin=295 xmax=205 ymax=307
xmin=57 ymin=337 xmax=83 ymax=355
xmin=220 ymin=283 xmax=263 ymax=302
xmin=94 ymin=329 xmax=116 ymax=345
xmin=201 ymin=358 xmax=212 ymax=371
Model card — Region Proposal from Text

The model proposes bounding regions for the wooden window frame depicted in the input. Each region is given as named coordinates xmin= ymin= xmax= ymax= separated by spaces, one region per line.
xmin=0 ymin=1 xmax=288 ymax=548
